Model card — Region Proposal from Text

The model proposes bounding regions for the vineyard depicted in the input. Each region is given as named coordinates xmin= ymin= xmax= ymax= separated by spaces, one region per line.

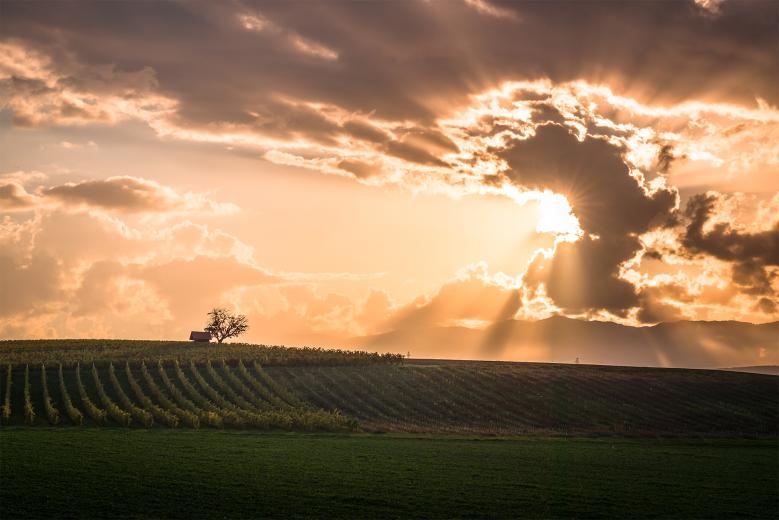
xmin=0 ymin=339 xmax=404 ymax=366
xmin=0 ymin=361 xmax=356 ymax=431
xmin=0 ymin=355 xmax=776 ymax=436
xmin=267 ymin=361 xmax=778 ymax=436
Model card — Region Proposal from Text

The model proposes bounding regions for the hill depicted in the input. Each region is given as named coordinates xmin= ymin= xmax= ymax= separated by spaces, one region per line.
xmin=1 ymin=352 xmax=776 ymax=437
xmin=350 ymin=317 xmax=779 ymax=368
xmin=724 ymin=365 xmax=779 ymax=375
xmin=0 ymin=339 xmax=402 ymax=366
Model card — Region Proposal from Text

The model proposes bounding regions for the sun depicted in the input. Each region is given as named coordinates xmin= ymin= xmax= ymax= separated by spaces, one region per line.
xmin=534 ymin=191 xmax=582 ymax=241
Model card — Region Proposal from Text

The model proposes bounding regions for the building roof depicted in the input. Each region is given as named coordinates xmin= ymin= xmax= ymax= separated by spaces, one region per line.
xmin=189 ymin=331 xmax=212 ymax=341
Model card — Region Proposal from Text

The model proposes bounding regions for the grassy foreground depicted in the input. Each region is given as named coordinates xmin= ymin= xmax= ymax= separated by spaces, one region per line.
xmin=1 ymin=429 xmax=776 ymax=519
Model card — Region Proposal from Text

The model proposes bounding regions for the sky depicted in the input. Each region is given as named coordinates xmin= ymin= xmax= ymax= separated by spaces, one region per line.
xmin=0 ymin=0 xmax=777 ymax=361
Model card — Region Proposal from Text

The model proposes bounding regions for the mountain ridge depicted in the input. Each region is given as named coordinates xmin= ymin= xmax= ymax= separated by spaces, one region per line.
xmin=348 ymin=317 xmax=778 ymax=369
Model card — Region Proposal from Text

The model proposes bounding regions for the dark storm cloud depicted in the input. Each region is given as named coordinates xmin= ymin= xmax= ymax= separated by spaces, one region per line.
xmin=1 ymin=0 xmax=775 ymax=138
xmin=498 ymin=124 xmax=677 ymax=238
xmin=525 ymin=235 xmax=643 ymax=315
xmin=681 ymin=192 xmax=779 ymax=302
xmin=500 ymin=124 xmax=677 ymax=314
xmin=682 ymin=193 xmax=779 ymax=266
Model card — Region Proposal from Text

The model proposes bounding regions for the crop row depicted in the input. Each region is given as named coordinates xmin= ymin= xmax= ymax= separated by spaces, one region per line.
xmin=0 ymin=361 xmax=353 ymax=432
xmin=270 ymin=364 xmax=779 ymax=435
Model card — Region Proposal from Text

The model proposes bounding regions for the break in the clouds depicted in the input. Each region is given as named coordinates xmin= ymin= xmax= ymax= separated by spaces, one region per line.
xmin=0 ymin=0 xmax=777 ymax=364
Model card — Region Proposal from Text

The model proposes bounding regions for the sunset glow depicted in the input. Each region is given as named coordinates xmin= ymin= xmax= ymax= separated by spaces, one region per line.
xmin=0 ymin=0 xmax=777 ymax=367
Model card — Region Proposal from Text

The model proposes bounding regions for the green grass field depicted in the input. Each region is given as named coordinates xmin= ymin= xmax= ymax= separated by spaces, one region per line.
xmin=1 ymin=429 xmax=776 ymax=519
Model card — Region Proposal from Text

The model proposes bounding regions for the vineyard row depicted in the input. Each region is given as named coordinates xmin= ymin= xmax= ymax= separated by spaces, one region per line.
xmin=0 ymin=361 xmax=353 ymax=431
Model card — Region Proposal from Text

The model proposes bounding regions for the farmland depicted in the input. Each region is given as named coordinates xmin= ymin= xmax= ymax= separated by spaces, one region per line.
xmin=1 ymin=360 xmax=355 ymax=432
xmin=0 ymin=339 xmax=403 ymax=366
xmin=1 ymin=430 xmax=776 ymax=519
xmin=0 ymin=340 xmax=776 ymax=436
xmin=0 ymin=339 xmax=777 ymax=518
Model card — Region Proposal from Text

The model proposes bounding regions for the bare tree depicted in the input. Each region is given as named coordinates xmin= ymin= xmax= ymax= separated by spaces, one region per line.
xmin=205 ymin=308 xmax=249 ymax=344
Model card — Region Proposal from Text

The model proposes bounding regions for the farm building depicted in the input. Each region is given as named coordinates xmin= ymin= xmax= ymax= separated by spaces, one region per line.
xmin=189 ymin=331 xmax=211 ymax=342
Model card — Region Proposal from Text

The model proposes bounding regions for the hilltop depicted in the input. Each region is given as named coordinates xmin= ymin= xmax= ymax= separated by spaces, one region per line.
xmin=0 ymin=340 xmax=775 ymax=437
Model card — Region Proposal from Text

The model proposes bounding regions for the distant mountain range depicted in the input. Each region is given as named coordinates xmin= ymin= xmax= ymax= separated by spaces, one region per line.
xmin=723 ymin=365 xmax=779 ymax=376
xmin=348 ymin=317 xmax=779 ymax=369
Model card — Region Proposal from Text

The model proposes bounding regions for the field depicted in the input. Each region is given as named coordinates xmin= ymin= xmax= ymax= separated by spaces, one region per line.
xmin=1 ymin=339 xmax=777 ymax=518
xmin=270 ymin=360 xmax=778 ymax=435
xmin=0 ymin=340 xmax=776 ymax=436
xmin=1 ymin=429 xmax=776 ymax=519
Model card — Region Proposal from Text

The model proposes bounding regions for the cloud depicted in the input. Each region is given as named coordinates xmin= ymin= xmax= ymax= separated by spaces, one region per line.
xmin=498 ymin=124 xmax=677 ymax=238
xmin=381 ymin=263 xmax=519 ymax=331
xmin=0 ymin=41 xmax=175 ymax=127
xmin=693 ymin=0 xmax=725 ymax=15
xmin=60 ymin=140 xmax=97 ymax=149
xmin=134 ymin=255 xmax=281 ymax=324
xmin=1 ymin=1 xmax=777 ymax=340
xmin=682 ymin=192 xmax=779 ymax=266
xmin=0 ymin=191 xmax=393 ymax=342
xmin=463 ymin=0 xmax=520 ymax=20
xmin=680 ymin=192 xmax=778 ymax=306
xmin=12 ymin=0 xmax=779 ymax=119
xmin=2 ymin=0 xmax=776 ymax=144
xmin=237 ymin=11 xmax=338 ymax=60
xmin=0 ymin=182 xmax=37 ymax=211
xmin=0 ymin=254 xmax=61 ymax=317
xmin=0 ymin=174 xmax=237 ymax=215
xmin=42 ymin=176 xmax=237 ymax=214
xmin=448 ymin=117 xmax=677 ymax=315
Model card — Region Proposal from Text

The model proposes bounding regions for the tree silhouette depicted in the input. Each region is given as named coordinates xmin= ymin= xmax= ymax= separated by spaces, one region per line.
xmin=205 ymin=308 xmax=248 ymax=344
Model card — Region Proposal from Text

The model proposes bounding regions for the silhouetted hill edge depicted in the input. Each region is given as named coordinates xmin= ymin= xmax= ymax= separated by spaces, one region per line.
xmin=348 ymin=317 xmax=779 ymax=369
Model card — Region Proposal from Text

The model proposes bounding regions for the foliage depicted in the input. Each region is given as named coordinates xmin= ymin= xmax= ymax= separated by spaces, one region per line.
xmin=58 ymin=364 xmax=84 ymax=426
xmin=91 ymin=364 xmax=132 ymax=427
xmin=236 ymin=359 xmax=290 ymax=409
xmin=270 ymin=363 xmax=779 ymax=436
xmin=204 ymin=308 xmax=249 ymax=344
xmin=41 ymin=364 xmax=61 ymax=425
xmin=23 ymin=365 xmax=35 ymax=426
xmin=0 ymin=339 xmax=404 ymax=367
xmin=107 ymin=363 xmax=154 ymax=428
xmin=75 ymin=363 xmax=107 ymax=425
xmin=1 ymin=365 xmax=11 ymax=424
xmin=137 ymin=362 xmax=197 ymax=428
xmin=123 ymin=363 xmax=179 ymax=428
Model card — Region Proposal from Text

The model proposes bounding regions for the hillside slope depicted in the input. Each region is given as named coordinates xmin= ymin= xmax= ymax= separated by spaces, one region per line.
xmin=268 ymin=361 xmax=778 ymax=436
xmin=2 ymin=356 xmax=775 ymax=437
